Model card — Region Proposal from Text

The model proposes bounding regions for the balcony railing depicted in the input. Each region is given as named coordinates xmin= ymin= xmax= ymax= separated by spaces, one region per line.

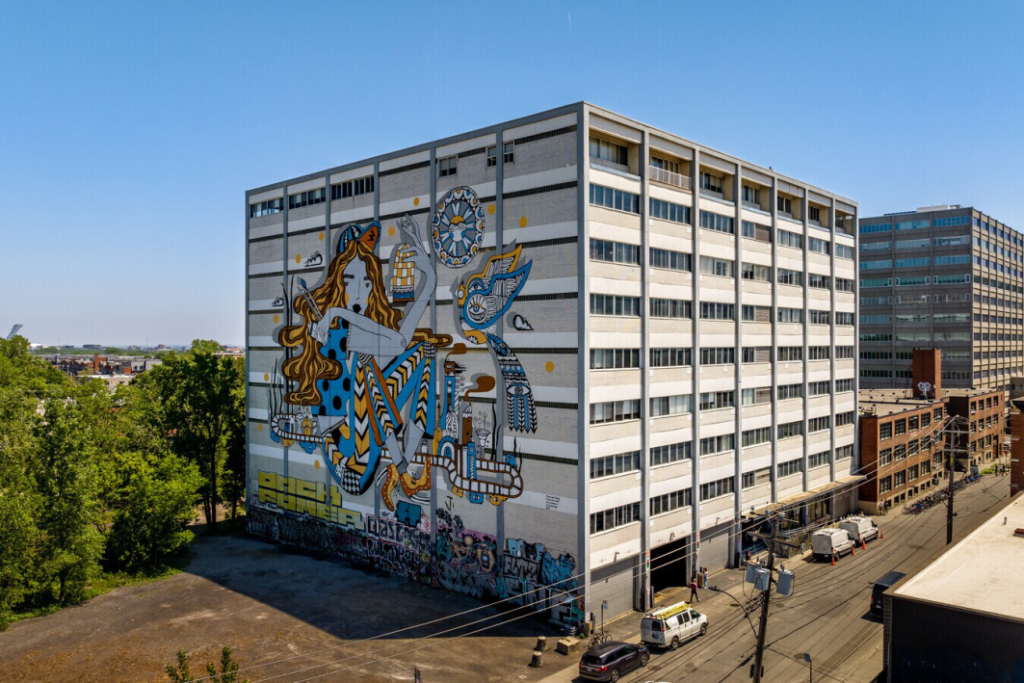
xmin=648 ymin=165 xmax=692 ymax=191
xmin=743 ymin=200 xmax=765 ymax=211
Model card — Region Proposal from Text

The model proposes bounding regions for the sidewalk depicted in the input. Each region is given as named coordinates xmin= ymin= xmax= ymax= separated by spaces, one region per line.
xmin=537 ymin=570 xmax=748 ymax=683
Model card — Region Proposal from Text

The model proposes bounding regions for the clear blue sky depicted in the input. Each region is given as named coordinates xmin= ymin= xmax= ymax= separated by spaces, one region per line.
xmin=2 ymin=1 xmax=1021 ymax=346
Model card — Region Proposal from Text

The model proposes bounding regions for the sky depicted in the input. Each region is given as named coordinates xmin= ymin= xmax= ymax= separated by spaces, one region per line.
xmin=1 ymin=1 xmax=1021 ymax=347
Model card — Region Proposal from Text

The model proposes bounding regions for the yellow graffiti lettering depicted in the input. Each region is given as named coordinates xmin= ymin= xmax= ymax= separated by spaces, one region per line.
xmin=257 ymin=470 xmax=364 ymax=531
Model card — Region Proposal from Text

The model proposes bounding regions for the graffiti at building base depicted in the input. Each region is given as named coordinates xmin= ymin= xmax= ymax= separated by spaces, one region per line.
xmin=248 ymin=471 xmax=581 ymax=627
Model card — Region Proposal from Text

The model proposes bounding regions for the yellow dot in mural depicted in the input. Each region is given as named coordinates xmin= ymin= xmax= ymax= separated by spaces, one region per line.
xmin=488 ymin=204 xmax=496 ymax=215
xmin=295 ymin=254 xmax=301 ymax=264
xmin=263 ymin=372 xmax=269 ymax=381
xmin=388 ymin=225 xmax=396 ymax=237
xmin=314 ymin=459 xmax=320 ymax=470
xmin=273 ymin=315 xmax=279 ymax=324
xmin=413 ymin=197 xmax=420 ymax=206
xmin=257 ymin=424 xmax=263 ymax=433
xmin=545 ymin=361 xmax=555 ymax=373
xmin=519 ymin=215 xmax=528 ymax=228
xmin=319 ymin=232 xmax=325 ymax=242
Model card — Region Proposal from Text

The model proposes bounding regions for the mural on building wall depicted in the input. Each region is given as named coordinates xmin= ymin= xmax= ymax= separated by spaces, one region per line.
xmin=267 ymin=186 xmax=536 ymax=510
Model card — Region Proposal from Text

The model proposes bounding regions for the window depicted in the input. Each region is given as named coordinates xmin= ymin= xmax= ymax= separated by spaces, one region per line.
xmin=700 ymin=255 xmax=736 ymax=278
xmin=808 ymin=347 xmax=830 ymax=362
xmin=650 ymin=298 xmax=693 ymax=319
xmin=836 ymin=278 xmax=855 ymax=292
xmin=778 ymin=421 xmax=803 ymax=440
xmin=650 ymin=394 xmax=693 ymax=417
xmin=894 ymin=419 xmax=907 ymax=436
xmin=809 ymin=380 xmax=831 ymax=396
xmin=590 ymin=184 xmax=640 ymax=213
xmin=700 ymin=302 xmax=735 ymax=320
xmin=590 ymin=239 xmax=641 ymax=265
xmin=860 ymin=278 xmax=893 ymax=288
xmin=590 ymin=348 xmax=641 ymax=370
xmin=778 ymin=269 xmax=803 ymax=286
xmin=742 ymin=347 xmax=772 ymax=363
xmin=700 ymin=172 xmax=723 ymax=194
xmin=879 ymin=448 xmax=893 ymax=466
xmin=249 ymin=198 xmax=284 ymax=218
xmin=895 ymin=219 xmax=930 ymax=231
xmin=894 ymin=444 xmax=906 ymax=461
xmin=590 ymin=293 xmax=641 ymax=316
xmin=438 ymin=156 xmax=457 ymax=177
xmin=809 ymin=206 xmax=822 ymax=223
xmin=860 ymin=223 xmax=892 ymax=234
xmin=895 ymin=276 xmax=930 ymax=286
xmin=332 ymin=175 xmax=375 ymax=200
xmin=650 ymin=248 xmax=692 ymax=272
xmin=836 ymin=312 xmax=854 ymax=326
xmin=836 ymin=244 xmax=854 ymax=260
xmin=742 ymin=185 xmax=761 ymax=205
xmin=650 ymin=488 xmax=693 ymax=516
xmin=741 ymin=387 xmax=773 ymax=406
xmin=934 ymin=254 xmax=971 ymax=266
xmin=741 ymin=262 xmax=772 ymax=282
xmin=589 ymin=399 xmax=641 ymax=424
xmin=895 ymin=239 xmax=930 ymax=251
xmin=836 ymin=411 xmax=855 ymax=427
xmin=908 ymin=415 xmax=920 ymax=431
xmin=861 ymin=315 xmax=891 ymax=324
xmin=907 ymin=439 xmax=920 ymax=457
xmin=809 ymin=451 xmax=830 ymax=469
xmin=777 ymin=346 xmax=803 ymax=362
xmin=699 ymin=210 xmax=734 ymax=234
xmin=651 ymin=442 xmax=692 ymax=466
xmin=649 ymin=198 xmax=691 ymax=225
xmin=921 ymin=412 xmax=931 ymax=428
xmin=590 ymin=138 xmax=628 ymax=165
xmin=700 ymin=477 xmax=735 ymax=501
xmin=810 ymin=310 xmax=831 ymax=325
xmin=742 ymin=426 xmax=772 ymax=447
xmin=742 ymin=305 xmax=772 ymax=323
xmin=700 ymin=434 xmax=735 ymax=456
xmin=742 ymin=221 xmax=772 ymax=243
xmin=590 ymin=502 xmax=641 ymax=534
xmin=777 ymin=196 xmax=793 ymax=215
xmin=699 ymin=391 xmax=735 ymax=411
xmin=650 ymin=348 xmax=692 ymax=367
xmin=836 ymin=346 xmax=854 ymax=359
xmin=836 ymin=379 xmax=853 ymax=393
xmin=289 ymin=188 xmax=326 ymax=209
xmin=894 ymin=470 xmax=906 ymax=487
xmin=502 ymin=141 xmax=515 ymax=164
xmin=880 ymin=422 xmax=892 ymax=440
xmin=808 ymin=274 xmax=831 ymax=290
xmin=777 ymin=459 xmax=803 ymax=478
xmin=590 ymin=451 xmax=641 ymax=479
xmin=896 ymin=257 xmax=930 ymax=268
xmin=778 ymin=230 xmax=804 ymax=250
xmin=701 ymin=347 xmax=736 ymax=365
xmin=880 ymin=476 xmax=892 ymax=494
xmin=860 ymin=259 xmax=892 ymax=270
xmin=933 ymin=235 xmax=971 ymax=247
xmin=861 ymin=241 xmax=892 ymax=253
xmin=742 ymin=468 xmax=772 ymax=489
xmin=778 ymin=383 xmax=803 ymax=401
xmin=778 ymin=308 xmax=803 ymax=324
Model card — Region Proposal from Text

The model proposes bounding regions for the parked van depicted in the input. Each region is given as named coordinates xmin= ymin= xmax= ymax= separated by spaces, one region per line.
xmin=839 ymin=516 xmax=879 ymax=545
xmin=871 ymin=571 xmax=906 ymax=618
xmin=810 ymin=528 xmax=854 ymax=562
xmin=640 ymin=601 xmax=708 ymax=650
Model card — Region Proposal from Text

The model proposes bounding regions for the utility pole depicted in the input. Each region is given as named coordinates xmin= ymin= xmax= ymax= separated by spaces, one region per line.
xmin=946 ymin=441 xmax=956 ymax=545
xmin=751 ymin=516 xmax=779 ymax=683
xmin=943 ymin=416 xmax=968 ymax=546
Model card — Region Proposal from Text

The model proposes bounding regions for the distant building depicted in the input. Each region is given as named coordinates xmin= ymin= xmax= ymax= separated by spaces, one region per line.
xmin=82 ymin=344 xmax=103 ymax=350
xmin=1010 ymin=399 xmax=1023 ymax=497
xmin=882 ymin=494 xmax=1024 ymax=682
xmin=857 ymin=205 xmax=1024 ymax=394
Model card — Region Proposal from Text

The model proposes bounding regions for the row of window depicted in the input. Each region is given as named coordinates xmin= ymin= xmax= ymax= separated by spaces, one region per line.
xmin=589 ymin=294 xmax=856 ymax=325
xmin=860 ymin=235 xmax=972 ymax=252
xmin=860 ymin=255 xmax=971 ymax=270
xmin=859 ymin=274 xmax=973 ymax=287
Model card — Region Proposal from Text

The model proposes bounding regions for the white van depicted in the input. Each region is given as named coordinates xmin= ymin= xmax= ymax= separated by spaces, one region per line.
xmin=640 ymin=601 xmax=708 ymax=650
xmin=839 ymin=516 xmax=878 ymax=545
xmin=810 ymin=528 xmax=854 ymax=562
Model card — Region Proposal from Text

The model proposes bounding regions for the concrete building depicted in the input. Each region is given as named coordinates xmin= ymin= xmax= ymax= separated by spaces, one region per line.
xmin=857 ymin=205 xmax=1024 ymax=394
xmin=882 ymin=493 xmax=1024 ymax=682
xmin=244 ymin=103 xmax=859 ymax=624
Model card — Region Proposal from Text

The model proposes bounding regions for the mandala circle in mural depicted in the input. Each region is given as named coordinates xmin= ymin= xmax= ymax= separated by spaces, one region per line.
xmin=432 ymin=186 xmax=485 ymax=268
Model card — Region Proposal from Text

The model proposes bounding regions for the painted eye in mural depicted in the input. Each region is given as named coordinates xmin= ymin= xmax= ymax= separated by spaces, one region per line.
xmin=466 ymin=294 xmax=489 ymax=324
xmin=432 ymin=187 xmax=485 ymax=269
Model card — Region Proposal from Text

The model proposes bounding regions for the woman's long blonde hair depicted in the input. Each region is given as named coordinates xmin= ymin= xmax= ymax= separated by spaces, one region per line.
xmin=279 ymin=236 xmax=401 ymax=406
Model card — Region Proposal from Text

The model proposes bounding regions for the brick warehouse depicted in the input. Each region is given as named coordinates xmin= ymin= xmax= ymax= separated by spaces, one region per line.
xmin=244 ymin=103 xmax=859 ymax=625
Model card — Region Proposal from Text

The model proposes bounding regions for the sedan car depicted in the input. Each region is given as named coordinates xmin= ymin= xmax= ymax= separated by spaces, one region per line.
xmin=579 ymin=641 xmax=650 ymax=681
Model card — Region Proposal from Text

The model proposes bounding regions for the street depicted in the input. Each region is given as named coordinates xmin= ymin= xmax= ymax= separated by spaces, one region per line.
xmin=617 ymin=472 xmax=1013 ymax=683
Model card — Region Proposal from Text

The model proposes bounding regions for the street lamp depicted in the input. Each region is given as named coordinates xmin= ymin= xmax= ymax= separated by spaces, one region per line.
xmin=803 ymin=653 xmax=813 ymax=683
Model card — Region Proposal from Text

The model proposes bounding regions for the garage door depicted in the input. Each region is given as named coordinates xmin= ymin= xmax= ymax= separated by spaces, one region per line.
xmin=699 ymin=521 xmax=731 ymax=574
xmin=589 ymin=556 xmax=637 ymax=622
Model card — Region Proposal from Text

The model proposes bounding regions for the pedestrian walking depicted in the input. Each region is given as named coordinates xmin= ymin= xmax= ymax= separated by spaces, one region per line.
xmin=689 ymin=578 xmax=699 ymax=602
xmin=703 ymin=567 xmax=710 ymax=590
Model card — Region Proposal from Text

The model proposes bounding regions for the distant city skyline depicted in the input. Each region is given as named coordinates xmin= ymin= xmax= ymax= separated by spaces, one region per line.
xmin=2 ymin=0 xmax=1021 ymax=345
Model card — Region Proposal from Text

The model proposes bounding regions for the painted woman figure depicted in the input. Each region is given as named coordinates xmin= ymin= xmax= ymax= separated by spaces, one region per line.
xmin=278 ymin=216 xmax=441 ymax=507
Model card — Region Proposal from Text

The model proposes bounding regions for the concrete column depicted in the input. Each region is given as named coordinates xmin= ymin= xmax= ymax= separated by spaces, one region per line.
xmin=829 ymin=197 xmax=837 ymax=486
xmin=732 ymin=165 xmax=744 ymax=565
xmin=802 ymin=192 xmax=811 ymax=496
xmin=495 ymin=129 xmax=506 ymax=559
xmin=282 ymin=185 xmax=290 ymax=481
xmin=577 ymin=104 xmax=592 ymax=607
xmin=427 ymin=151 xmax=437 ymax=545
xmin=690 ymin=149 xmax=702 ymax=570
xmin=769 ymin=178 xmax=779 ymax=504
xmin=639 ymin=129 xmax=651 ymax=609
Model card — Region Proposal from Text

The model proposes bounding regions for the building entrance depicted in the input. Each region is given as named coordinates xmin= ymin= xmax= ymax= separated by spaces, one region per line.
xmin=650 ymin=535 xmax=689 ymax=593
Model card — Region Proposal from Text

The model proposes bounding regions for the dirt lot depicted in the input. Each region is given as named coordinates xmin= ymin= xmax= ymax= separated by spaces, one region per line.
xmin=0 ymin=533 xmax=575 ymax=682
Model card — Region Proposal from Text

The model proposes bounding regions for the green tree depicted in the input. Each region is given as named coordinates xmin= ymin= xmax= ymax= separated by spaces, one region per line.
xmin=221 ymin=357 xmax=247 ymax=523
xmin=147 ymin=341 xmax=243 ymax=528
xmin=34 ymin=399 xmax=104 ymax=604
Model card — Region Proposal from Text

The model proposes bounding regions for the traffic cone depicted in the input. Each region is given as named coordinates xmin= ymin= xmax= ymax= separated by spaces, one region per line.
xmin=831 ymin=553 xmax=835 ymax=566
xmin=862 ymin=539 xmax=867 ymax=551
xmin=851 ymin=544 xmax=856 ymax=557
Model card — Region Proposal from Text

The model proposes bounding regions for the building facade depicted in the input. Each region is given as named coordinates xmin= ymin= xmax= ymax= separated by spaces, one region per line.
xmin=858 ymin=205 xmax=1024 ymax=393
xmin=244 ymin=103 xmax=859 ymax=625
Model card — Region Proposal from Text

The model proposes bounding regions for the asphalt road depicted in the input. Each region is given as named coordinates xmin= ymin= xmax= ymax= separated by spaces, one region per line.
xmin=621 ymin=472 xmax=1013 ymax=683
